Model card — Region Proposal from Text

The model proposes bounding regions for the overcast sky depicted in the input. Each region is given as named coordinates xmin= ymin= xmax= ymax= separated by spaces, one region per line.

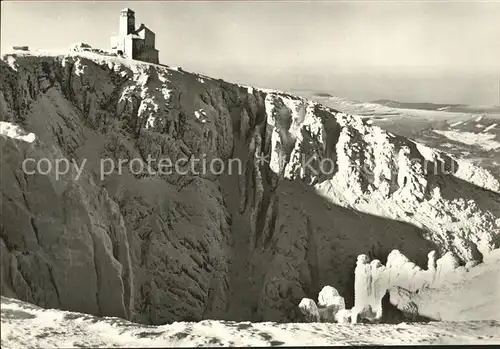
xmin=2 ymin=0 xmax=499 ymax=105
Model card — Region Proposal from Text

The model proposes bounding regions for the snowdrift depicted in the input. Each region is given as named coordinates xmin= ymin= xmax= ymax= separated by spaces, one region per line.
xmin=3 ymin=296 xmax=500 ymax=347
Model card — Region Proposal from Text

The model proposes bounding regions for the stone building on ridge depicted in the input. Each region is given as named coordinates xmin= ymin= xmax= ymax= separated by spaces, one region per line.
xmin=110 ymin=8 xmax=159 ymax=64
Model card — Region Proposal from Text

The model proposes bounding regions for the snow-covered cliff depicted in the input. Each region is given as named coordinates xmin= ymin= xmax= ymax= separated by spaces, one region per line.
xmin=1 ymin=51 xmax=499 ymax=324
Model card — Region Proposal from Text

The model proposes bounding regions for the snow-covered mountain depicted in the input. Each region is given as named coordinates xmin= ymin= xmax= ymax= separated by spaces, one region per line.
xmin=1 ymin=50 xmax=499 ymax=331
xmin=299 ymin=91 xmax=500 ymax=179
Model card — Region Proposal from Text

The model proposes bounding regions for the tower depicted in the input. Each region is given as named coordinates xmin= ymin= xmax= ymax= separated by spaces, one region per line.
xmin=111 ymin=8 xmax=159 ymax=64
xmin=119 ymin=8 xmax=135 ymax=37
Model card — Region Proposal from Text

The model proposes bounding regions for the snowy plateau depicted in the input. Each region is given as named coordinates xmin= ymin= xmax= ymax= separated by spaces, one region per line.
xmin=0 ymin=50 xmax=499 ymax=347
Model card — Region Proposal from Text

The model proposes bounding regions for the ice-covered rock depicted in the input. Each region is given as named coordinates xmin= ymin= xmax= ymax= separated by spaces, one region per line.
xmin=300 ymin=285 xmax=347 ymax=323
xmin=350 ymin=248 xmax=495 ymax=322
xmin=353 ymin=255 xmax=385 ymax=323
xmin=334 ymin=308 xmax=353 ymax=324
xmin=299 ymin=298 xmax=320 ymax=322
xmin=318 ymin=285 xmax=345 ymax=310
xmin=427 ymin=250 xmax=437 ymax=272
xmin=436 ymin=251 xmax=460 ymax=277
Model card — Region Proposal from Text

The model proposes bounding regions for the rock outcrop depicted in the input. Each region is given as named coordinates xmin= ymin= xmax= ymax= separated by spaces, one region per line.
xmin=318 ymin=285 xmax=345 ymax=309
xmin=1 ymin=51 xmax=499 ymax=324
xmin=298 ymin=298 xmax=321 ymax=322
xmin=299 ymin=285 xmax=347 ymax=323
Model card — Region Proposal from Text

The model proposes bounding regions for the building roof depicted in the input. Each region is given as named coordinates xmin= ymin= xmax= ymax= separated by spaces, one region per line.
xmin=121 ymin=8 xmax=135 ymax=13
xmin=132 ymin=24 xmax=145 ymax=34
xmin=127 ymin=34 xmax=142 ymax=39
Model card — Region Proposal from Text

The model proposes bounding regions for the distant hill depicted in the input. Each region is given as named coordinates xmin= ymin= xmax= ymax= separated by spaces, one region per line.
xmin=372 ymin=99 xmax=500 ymax=114
xmin=312 ymin=92 xmax=334 ymax=98
xmin=371 ymin=99 xmax=465 ymax=111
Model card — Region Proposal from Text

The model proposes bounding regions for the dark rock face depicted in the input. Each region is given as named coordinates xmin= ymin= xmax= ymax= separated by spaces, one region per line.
xmin=1 ymin=53 xmax=498 ymax=324
xmin=0 ymin=55 xmax=236 ymax=324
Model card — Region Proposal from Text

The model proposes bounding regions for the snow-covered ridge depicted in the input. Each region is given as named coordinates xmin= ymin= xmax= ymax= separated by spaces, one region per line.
xmin=0 ymin=51 xmax=499 ymax=326
xmin=300 ymin=90 xmax=500 ymax=181
xmin=434 ymin=130 xmax=500 ymax=151
xmin=262 ymin=92 xmax=499 ymax=262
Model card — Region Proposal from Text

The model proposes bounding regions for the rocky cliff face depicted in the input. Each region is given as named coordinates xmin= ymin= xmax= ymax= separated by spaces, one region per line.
xmin=1 ymin=51 xmax=499 ymax=324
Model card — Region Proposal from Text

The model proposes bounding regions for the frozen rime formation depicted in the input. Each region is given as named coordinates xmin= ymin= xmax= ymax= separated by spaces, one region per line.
xmin=0 ymin=51 xmax=499 ymax=324
xmin=317 ymin=286 xmax=346 ymax=322
xmin=298 ymin=298 xmax=320 ymax=322
xmin=299 ymin=285 xmax=348 ymax=323
xmin=318 ymin=285 xmax=345 ymax=309
xmin=352 ymin=249 xmax=473 ymax=322
xmin=351 ymin=255 xmax=385 ymax=323
xmin=335 ymin=309 xmax=353 ymax=324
